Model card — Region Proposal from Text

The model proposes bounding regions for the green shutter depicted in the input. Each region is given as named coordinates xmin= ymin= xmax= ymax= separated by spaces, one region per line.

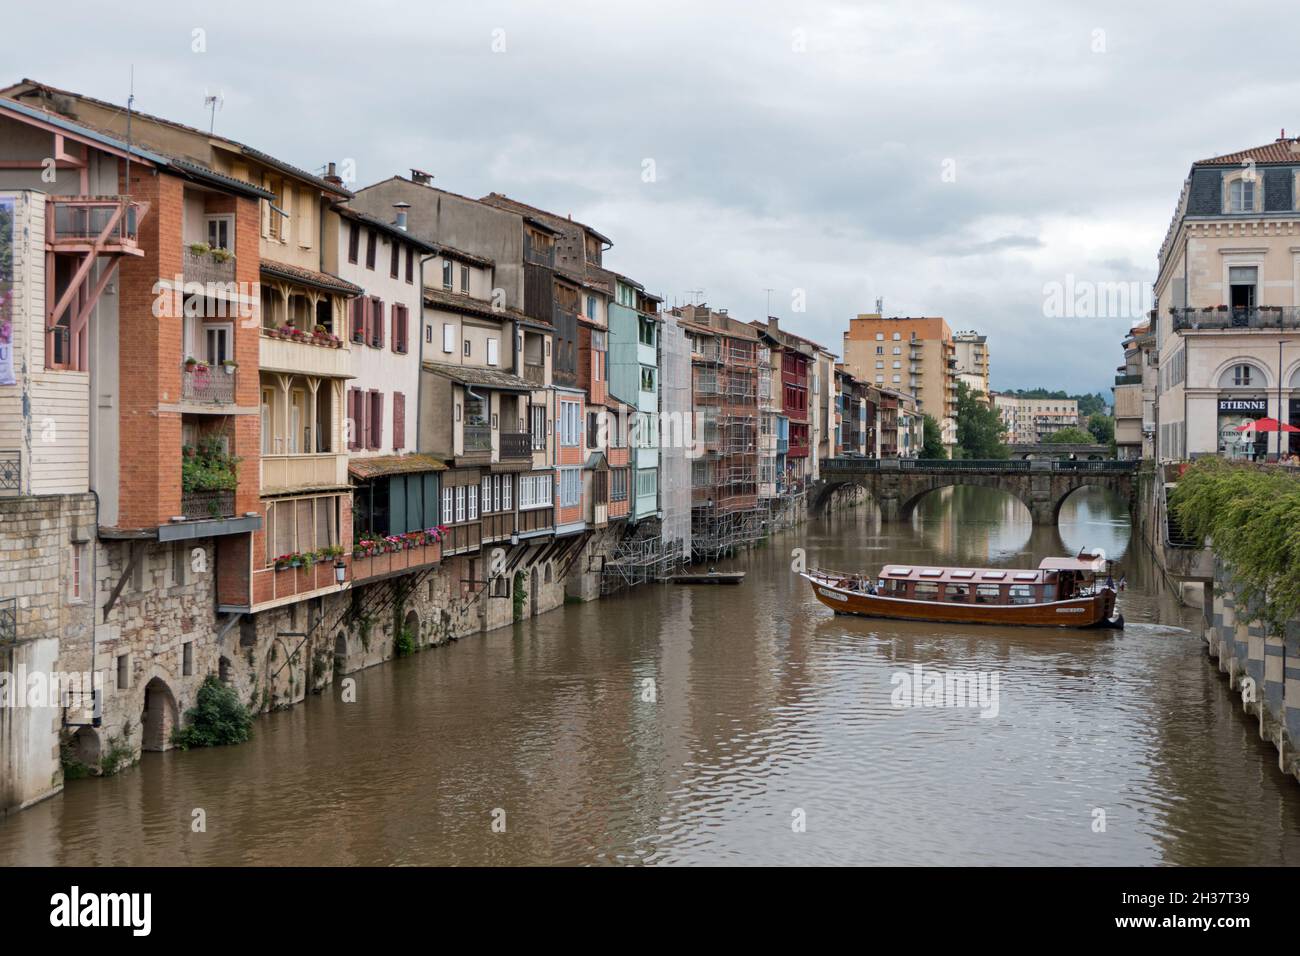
xmin=425 ymin=473 xmax=439 ymax=527
xmin=407 ymin=476 xmax=422 ymax=532
xmin=390 ymin=476 xmax=407 ymax=535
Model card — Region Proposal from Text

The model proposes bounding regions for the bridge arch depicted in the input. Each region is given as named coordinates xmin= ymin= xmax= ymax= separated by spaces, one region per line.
xmin=896 ymin=476 xmax=1037 ymax=523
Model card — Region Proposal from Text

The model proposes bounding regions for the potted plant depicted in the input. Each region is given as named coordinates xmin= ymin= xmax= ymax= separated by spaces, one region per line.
xmin=184 ymin=356 xmax=199 ymax=369
xmin=221 ymin=359 xmax=238 ymax=374
xmin=188 ymin=242 xmax=211 ymax=257
xmin=211 ymin=248 xmax=233 ymax=263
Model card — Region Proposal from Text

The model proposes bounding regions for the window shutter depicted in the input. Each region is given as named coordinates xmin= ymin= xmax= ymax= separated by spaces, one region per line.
xmin=390 ymin=242 xmax=399 ymax=279
xmin=351 ymin=297 xmax=365 ymax=343
xmin=394 ymin=392 xmax=405 ymax=450
xmin=356 ymin=388 xmax=368 ymax=451
xmin=405 ymin=247 xmax=414 ymax=284
xmin=369 ymin=390 xmax=383 ymax=450
xmin=346 ymin=388 xmax=357 ymax=450
xmin=371 ymin=298 xmax=385 ymax=349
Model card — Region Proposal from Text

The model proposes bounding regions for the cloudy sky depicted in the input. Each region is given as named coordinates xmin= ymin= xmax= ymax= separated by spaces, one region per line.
xmin=12 ymin=0 xmax=1300 ymax=393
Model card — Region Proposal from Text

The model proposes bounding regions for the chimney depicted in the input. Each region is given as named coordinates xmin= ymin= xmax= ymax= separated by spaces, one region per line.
xmin=323 ymin=161 xmax=344 ymax=186
xmin=411 ymin=168 xmax=433 ymax=186
xmin=393 ymin=202 xmax=410 ymax=231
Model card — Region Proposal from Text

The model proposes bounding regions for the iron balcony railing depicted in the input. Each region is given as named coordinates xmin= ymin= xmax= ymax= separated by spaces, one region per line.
xmin=500 ymin=432 xmax=532 ymax=460
xmin=183 ymin=245 xmax=236 ymax=285
xmin=181 ymin=361 xmax=237 ymax=403
xmin=464 ymin=424 xmax=492 ymax=452
xmin=0 ymin=596 xmax=14 ymax=645
xmin=181 ymin=489 xmax=236 ymax=519
xmin=0 ymin=449 xmax=19 ymax=493
xmin=1170 ymin=306 xmax=1300 ymax=332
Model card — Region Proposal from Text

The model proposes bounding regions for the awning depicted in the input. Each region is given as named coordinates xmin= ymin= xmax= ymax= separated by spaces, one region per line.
xmin=422 ymin=361 xmax=533 ymax=392
xmin=349 ymin=453 xmax=447 ymax=481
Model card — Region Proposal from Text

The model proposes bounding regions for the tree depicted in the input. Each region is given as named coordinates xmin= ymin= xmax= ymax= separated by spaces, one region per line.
xmin=1086 ymin=414 xmax=1115 ymax=445
xmin=919 ymin=414 xmax=948 ymax=459
xmin=1046 ymin=427 xmax=1095 ymax=444
xmin=955 ymin=381 xmax=1009 ymax=458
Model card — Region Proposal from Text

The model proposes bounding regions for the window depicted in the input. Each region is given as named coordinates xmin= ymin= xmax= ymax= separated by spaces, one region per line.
xmin=171 ymin=543 xmax=187 ymax=588
xmin=1229 ymin=178 xmax=1255 ymax=213
xmin=455 ymin=485 xmax=466 ymax=522
xmin=636 ymin=468 xmax=657 ymax=498
xmin=204 ymin=324 xmax=232 ymax=366
xmin=263 ymin=496 xmax=339 ymax=564
xmin=365 ymin=229 xmax=377 ymax=270
xmin=206 ymin=215 xmax=233 ymax=251
xmin=560 ymin=468 xmax=581 ymax=507
xmin=502 ymin=474 xmax=512 ymax=510
xmin=467 ymin=483 xmax=479 ymax=520
xmin=443 ymin=323 xmax=455 ymax=353
xmin=892 ymin=346 xmax=900 ymax=355
xmin=182 ymin=642 xmax=193 ymax=677
xmin=405 ymin=247 xmax=414 ymax=284
xmin=367 ymin=390 xmax=383 ymax=450
xmin=442 ymin=259 xmax=453 ymax=290
xmin=876 ymin=346 xmax=883 ymax=355
xmin=463 ymin=339 xmax=471 ymax=358
xmin=875 ymin=333 xmax=884 ymax=341
xmin=530 ymin=405 xmax=547 ymax=450
xmin=481 ymin=475 xmax=492 ymax=512
xmin=586 ymin=295 xmax=597 ymax=320
xmin=612 ymin=469 xmax=628 ymax=502
xmin=390 ymin=241 xmax=400 ymax=279
xmin=350 ymin=297 xmax=366 ymax=344
xmin=1009 ymin=585 xmax=1036 ymax=605
xmin=443 ymin=487 xmax=453 ymax=524
xmin=587 ymin=411 xmax=600 ymax=449
xmin=69 ymin=543 xmax=85 ymax=601
xmin=519 ymin=473 xmax=553 ymax=509
xmin=639 ymin=318 xmax=655 ymax=346
xmin=117 ymin=654 xmax=130 ymax=690
xmin=1232 ymin=364 xmax=1256 ymax=387
xmin=460 ymin=265 xmax=470 ymax=294
xmin=347 ymin=222 xmax=360 ymax=263
xmin=892 ymin=332 xmax=901 ymax=341
xmin=392 ymin=304 xmax=409 ymax=354
xmin=641 ymin=366 xmax=656 ymax=392
xmin=560 ymin=400 xmax=581 ymax=446
xmin=487 ymin=337 xmax=499 ymax=366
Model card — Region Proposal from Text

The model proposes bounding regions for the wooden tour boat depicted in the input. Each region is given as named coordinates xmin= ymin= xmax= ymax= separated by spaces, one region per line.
xmin=802 ymin=549 xmax=1123 ymax=629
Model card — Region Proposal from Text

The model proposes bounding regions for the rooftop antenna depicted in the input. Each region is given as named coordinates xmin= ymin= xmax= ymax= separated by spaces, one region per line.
xmin=124 ymin=66 xmax=134 ymax=198
xmin=686 ymin=289 xmax=704 ymax=307
xmin=876 ymin=296 xmax=884 ymax=315
xmin=764 ymin=288 xmax=774 ymax=319
xmin=203 ymin=88 xmax=224 ymax=135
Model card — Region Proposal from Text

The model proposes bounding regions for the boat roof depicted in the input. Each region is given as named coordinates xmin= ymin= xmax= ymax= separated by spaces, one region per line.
xmin=875 ymin=555 xmax=1104 ymax=585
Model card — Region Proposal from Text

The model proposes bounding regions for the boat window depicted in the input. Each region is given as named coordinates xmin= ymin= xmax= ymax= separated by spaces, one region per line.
xmin=1013 ymin=572 xmax=1038 ymax=582
xmin=981 ymin=571 xmax=1006 ymax=580
xmin=948 ymin=584 xmax=970 ymax=602
xmin=913 ymin=582 xmax=939 ymax=598
xmin=975 ymin=585 xmax=1001 ymax=603
xmin=1009 ymin=585 xmax=1036 ymax=605
xmin=919 ymin=569 xmax=943 ymax=578
xmin=887 ymin=567 xmax=911 ymax=576
xmin=950 ymin=570 xmax=975 ymax=579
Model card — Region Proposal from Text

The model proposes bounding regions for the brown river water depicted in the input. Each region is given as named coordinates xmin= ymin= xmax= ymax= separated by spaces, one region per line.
xmin=3 ymin=486 xmax=1299 ymax=866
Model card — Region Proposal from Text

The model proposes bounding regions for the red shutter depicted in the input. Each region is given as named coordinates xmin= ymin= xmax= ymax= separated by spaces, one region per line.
xmin=405 ymin=247 xmax=414 ymax=284
xmin=371 ymin=298 xmax=384 ymax=349
xmin=350 ymin=298 xmax=365 ymax=343
xmin=390 ymin=242 xmax=399 ymax=279
xmin=369 ymin=390 xmax=383 ymax=450
xmin=393 ymin=392 xmax=405 ymax=451
xmin=346 ymin=388 xmax=357 ymax=450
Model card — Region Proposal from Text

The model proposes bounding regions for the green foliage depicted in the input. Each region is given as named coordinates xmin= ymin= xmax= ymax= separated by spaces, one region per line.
xmin=171 ymin=675 xmax=254 ymax=750
xmin=955 ymin=381 xmax=1008 ymax=458
xmin=1171 ymin=459 xmax=1300 ymax=632
xmin=513 ymin=571 xmax=527 ymax=622
xmin=1046 ymin=427 xmax=1096 ymax=444
xmin=59 ymin=734 xmax=92 ymax=781
xmin=99 ymin=721 xmax=135 ymax=775
xmin=181 ymin=434 xmax=241 ymax=493
xmin=919 ymin=414 xmax=948 ymax=459
xmin=394 ymin=627 xmax=415 ymax=658
xmin=1086 ymin=414 xmax=1115 ymax=445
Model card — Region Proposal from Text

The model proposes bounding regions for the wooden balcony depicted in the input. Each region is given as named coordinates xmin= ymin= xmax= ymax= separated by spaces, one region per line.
xmin=46 ymin=196 xmax=143 ymax=253
xmin=500 ymin=432 xmax=532 ymax=460
xmin=524 ymin=363 xmax=546 ymax=386
xmin=251 ymin=559 xmax=343 ymax=609
xmin=259 ymin=331 xmax=352 ymax=378
xmin=350 ymin=541 xmax=442 ymax=583
xmin=260 ymin=453 xmax=349 ymax=493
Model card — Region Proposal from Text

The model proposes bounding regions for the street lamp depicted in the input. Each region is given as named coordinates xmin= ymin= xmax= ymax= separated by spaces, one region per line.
xmin=1280 ymin=340 xmax=1287 ymax=462
xmin=334 ymin=557 xmax=346 ymax=586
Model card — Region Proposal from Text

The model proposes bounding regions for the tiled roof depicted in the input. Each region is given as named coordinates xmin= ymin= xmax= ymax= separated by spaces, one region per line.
xmin=260 ymin=259 xmax=363 ymax=295
xmin=422 ymin=360 xmax=533 ymax=392
xmin=422 ymin=286 xmax=527 ymax=323
xmin=349 ymin=453 xmax=446 ymax=480
xmin=334 ymin=205 xmax=438 ymax=254
xmin=479 ymin=192 xmax=613 ymax=245
xmin=1197 ymin=138 xmax=1300 ymax=166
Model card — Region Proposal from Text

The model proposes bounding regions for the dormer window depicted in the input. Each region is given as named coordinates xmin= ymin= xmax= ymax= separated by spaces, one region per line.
xmin=1229 ymin=178 xmax=1255 ymax=213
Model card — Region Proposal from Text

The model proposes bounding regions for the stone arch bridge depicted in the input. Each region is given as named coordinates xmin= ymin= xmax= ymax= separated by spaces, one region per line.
xmin=811 ymin=458 xmax=1138 ymax=525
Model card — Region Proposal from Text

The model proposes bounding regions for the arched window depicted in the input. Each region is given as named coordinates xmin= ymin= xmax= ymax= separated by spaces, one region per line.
xmin=1218 ymin=363 xmax=1264 ymax=388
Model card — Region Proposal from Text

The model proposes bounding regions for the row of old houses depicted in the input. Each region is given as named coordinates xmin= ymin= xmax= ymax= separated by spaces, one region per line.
xmin=0 ymin=79 xmax=920 ymax=812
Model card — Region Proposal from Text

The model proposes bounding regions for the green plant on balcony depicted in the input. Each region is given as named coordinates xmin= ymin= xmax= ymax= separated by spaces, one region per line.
xmin=181 ymin=435 xmax=241 ymax=493
xmin=210 ymin=247 xmax=233 ymax=263
xmin=188 ymin=242 xmax=212 ymax=257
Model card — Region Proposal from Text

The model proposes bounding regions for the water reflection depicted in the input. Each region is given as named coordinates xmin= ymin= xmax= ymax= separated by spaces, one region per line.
xmin=1 ymin=487 xmax=1297 ymax=865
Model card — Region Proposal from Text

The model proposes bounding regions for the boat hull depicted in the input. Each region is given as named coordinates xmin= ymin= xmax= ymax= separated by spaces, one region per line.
xmin=803 ymin=574 xmax=1118 ymax=628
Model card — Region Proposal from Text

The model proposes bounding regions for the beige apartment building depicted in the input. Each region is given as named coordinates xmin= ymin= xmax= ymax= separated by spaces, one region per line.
xmin=1114 ymin=322 xmax=1156 ymax=460
xmin=1152 ymin=133 xmax=1300 ymax=461
xmin=842 ymin=314 xmax=956 ymax=449
xmin=952 ymin=331 xmax=990 ymax=398
xmin=993 ymin=394 xmax=1079 ymax=444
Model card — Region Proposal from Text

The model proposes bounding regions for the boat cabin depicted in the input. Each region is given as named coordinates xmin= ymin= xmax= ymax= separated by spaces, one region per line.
xmin=861 ymin=555 xmax=1108 ymax=606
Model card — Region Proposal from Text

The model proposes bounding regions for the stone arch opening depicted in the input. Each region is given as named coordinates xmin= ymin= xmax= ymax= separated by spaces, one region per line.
xmin=140 ymin=677 xmax=178 ymax=752
xmin=530 ymin=566 xmax=539 ymax=617
xmin=812 ymin=479 xmax=877 ymax=517
xmin=544 ymin=564 xmax=552 ymax=585
xmin=69 ymin=726 xmax=101 ymax=770
xmin=1052 ymin=482 xmax=1131 ymax=526
xmin=218 ymin=656 xmax=232 ymax=683
xmin=334 ymin=631 xmax=347 ymax=672
xmin=898 ymin=479 xmax=1035 ymax=524
xmin=402 ymin=609 xmax=420 ymax=646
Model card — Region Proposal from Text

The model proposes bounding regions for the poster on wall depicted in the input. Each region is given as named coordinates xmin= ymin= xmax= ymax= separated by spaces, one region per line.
xmin=0 ymin=197 xmax=13 ymax=386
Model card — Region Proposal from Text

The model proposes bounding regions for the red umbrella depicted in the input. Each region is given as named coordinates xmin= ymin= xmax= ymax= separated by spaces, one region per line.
xmin=1234 ymin=417 xmax=1300 ymax=432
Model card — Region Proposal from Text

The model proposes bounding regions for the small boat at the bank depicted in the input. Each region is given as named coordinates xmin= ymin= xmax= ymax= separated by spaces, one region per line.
xmin=670 ymin=570 xmax=745 ymax=585
xmin=802 ymin=550 xmax=1123 ymax=629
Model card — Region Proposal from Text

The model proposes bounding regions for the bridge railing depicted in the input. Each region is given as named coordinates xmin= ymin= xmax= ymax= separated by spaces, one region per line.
xmin=820 ymin=457 xmax=1138 ymax=474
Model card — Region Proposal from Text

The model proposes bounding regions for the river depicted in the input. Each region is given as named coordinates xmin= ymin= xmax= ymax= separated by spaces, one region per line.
xmin=3 ymin=486 xmax=1299 ymax=865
